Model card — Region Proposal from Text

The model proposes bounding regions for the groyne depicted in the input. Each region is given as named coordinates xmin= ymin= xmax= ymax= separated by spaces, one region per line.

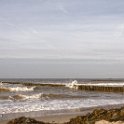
xmin=77 ymin=85 xmax=124 ymax=93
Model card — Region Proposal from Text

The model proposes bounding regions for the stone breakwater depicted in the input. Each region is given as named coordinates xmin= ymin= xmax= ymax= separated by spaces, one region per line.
xmin=7 ymin=106 xmax=124 ymax=124
xmin=77 ymin=85 xmax=124 ymax=93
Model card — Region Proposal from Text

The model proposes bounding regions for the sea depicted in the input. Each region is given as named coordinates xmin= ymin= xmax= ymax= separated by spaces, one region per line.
xmin=0 ymin=79 xmax=124 ymax=120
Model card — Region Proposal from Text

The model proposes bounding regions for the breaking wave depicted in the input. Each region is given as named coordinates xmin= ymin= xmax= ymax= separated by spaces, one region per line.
xmin=0 ymin=93 xmax=86 ymax=101
xmin=0 ymin=82 xmax=3 ymax=86
xmin=0 ymin=86 xmax=35 ymax=92
xmin=41 ymin=93 xmax=84 ymax=99
xmin=1 ymin=98 xmax=124 ymax=115
xmin=9 ymin=86 xmax=35 ymax=92
xmin=65 ymin=80 xmax=78 ymax=89
xmin=9 ymin=93 xmax=42 ymax=100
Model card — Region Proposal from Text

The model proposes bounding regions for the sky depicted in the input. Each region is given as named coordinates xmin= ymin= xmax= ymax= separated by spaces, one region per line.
xmin=0 ymin=0 xmax=124 ymax=78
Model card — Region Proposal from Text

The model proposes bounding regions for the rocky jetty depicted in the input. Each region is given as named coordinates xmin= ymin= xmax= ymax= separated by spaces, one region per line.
xmin=7 ymin=106 xmax=124 ymax=124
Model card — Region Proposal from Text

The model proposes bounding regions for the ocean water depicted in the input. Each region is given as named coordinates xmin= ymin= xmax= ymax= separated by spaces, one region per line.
xmin=0 ymin=79 xmax=124 ymax=120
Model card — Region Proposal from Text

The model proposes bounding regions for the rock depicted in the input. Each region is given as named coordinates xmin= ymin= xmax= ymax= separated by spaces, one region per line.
xmin=7 ymin=116 xmax=50 ymax=124
xmin=65 ymin=106 xmax=124 ymax=124
xmin=120 ymin=107 xmax=124 ymax=117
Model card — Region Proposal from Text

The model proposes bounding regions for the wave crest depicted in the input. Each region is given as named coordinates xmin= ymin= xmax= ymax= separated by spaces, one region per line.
xmin=9 ymin=93 xmax=42 ymax=100
xmin=0 ymin=93 xmax=84 ymax=101
xmin=10 ymin=86 xmax=35 ymax=92
xmin=0 ymin=86 xmax=35 ymax=92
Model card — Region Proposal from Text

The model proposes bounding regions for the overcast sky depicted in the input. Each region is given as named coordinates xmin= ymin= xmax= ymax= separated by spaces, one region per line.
xmin=0 ymin=0 xmax=124 ymax=78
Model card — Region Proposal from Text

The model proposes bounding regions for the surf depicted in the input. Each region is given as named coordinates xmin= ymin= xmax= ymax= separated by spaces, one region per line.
xmin=0 ymin=86 xmax=35 ymax=92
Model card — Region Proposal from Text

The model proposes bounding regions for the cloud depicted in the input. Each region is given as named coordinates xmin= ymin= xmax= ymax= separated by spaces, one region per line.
xmin=0 ymin=0 xmax=124 ymax=61
xmin=57 ymin=3 xmax=69 ymax=15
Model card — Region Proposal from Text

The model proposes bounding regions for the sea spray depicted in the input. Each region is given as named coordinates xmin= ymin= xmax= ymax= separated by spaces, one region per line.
xmin=9 ymin=86 xmax=35 ymax=92
xmin=65 ymin=80 xmax=78 ymax=89
xmin=0 ymin=82 xmax=2 ymax=86
xmin=0 ymin=86 xmax=35 ymax=92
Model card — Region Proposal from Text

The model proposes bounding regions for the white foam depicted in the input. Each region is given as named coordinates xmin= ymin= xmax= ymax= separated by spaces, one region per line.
xmin=1 ymin=98 xmax=124 ymax=114
xmin=9 ymin=86 xmax=35 ymax=92
xmin=25 ymin=93 xmax=42 ymax=99
xmin=0 ymin=82 xmax=2 ymax=86
xmin=9 ymin=93 xmax=42 ymax=100
xmin=65 ymin=80 xmax=78 ymax=89
xmin=66 ymin=80 xmax=124 ymax=88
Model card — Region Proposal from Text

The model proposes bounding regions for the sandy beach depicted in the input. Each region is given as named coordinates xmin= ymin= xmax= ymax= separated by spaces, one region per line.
xmin=0 ymin=113 xmax=83 ymax=124
xmin=1 ymin=118 xmax=124 ymax=124
xmin=96 ymin=120 xmax=124 ymax=124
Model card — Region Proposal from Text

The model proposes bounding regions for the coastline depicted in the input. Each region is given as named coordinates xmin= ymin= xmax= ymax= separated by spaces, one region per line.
xmin=0 ymin=104 xmax=124 ymax=124
xmin=0 ymin=113 xmax=84 ymax=124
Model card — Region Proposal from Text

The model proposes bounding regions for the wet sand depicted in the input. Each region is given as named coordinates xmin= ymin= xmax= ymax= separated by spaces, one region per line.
xmin=0 ymin=113 xmax=84 ymax=124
